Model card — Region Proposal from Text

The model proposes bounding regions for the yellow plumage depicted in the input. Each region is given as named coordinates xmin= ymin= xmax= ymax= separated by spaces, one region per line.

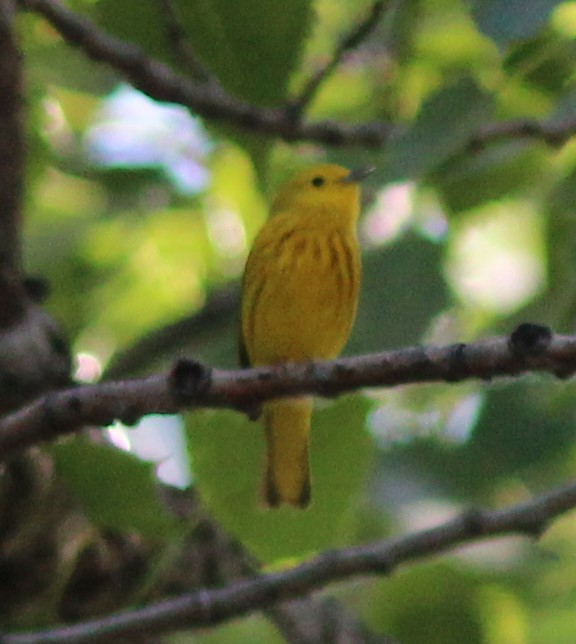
xmin=240 ymin=164 xmax=369 ymax=508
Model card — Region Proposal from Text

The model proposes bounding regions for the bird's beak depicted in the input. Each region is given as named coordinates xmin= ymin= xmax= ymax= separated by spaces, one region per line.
xmin=341 ymin=166 xmax=376 ymax=184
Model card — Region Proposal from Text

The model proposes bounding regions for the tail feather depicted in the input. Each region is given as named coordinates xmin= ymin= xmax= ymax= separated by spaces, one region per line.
xmin=262 ymin=398 xmax=312 ymax=509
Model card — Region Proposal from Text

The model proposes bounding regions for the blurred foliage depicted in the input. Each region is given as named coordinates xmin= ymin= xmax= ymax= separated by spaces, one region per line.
xmin=52 ymin=438 xmax=181 ymax=537
xmin=169 ymin=614 xmax=284 ymax=644
xmin=186 ymin=396 xmax=373 ymax=562
xmin=14 ymin=0 xmax=576 ymax=640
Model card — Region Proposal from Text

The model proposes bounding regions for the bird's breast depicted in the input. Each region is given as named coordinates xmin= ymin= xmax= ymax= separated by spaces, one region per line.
xmin=243 ymin=226 xmax=361 ymax=365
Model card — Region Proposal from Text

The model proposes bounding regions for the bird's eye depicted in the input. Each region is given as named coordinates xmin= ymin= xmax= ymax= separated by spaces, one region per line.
xmin=311 ymin=176 xmax=325 ymax=187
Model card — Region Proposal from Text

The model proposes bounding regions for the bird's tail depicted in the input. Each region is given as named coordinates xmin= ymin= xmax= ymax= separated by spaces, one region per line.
xmin=262 ymin=397 xmax=312 ymax=509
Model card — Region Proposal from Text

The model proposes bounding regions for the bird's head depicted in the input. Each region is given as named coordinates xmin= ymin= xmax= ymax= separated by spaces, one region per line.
xmin=270 ymin=164 xmax=374 ymax=223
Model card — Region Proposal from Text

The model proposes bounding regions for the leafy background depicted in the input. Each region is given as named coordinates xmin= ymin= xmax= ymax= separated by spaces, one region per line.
xmin=14 ymin=0 xmax=576 ymax=641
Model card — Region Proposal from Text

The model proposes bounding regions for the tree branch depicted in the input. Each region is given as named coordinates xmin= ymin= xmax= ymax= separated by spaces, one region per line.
xmin=0 ymin=322 xmax=570 ymax=459
xmin=469 ymin=116 xmax=576 ymax=149
xmin=157 ymin=487 xmax=393 ymax=644
xmin=5 ymin=474 xmax=576 ymax=642
xmin=0 ymin=0 xmax=71 ymax=407
xmin=17 ymin=0 xmax=391 ymax=148
xmin=0 ymin=0 xmax=27 ymax=327
xmin=0 ymin=0 xmax=24 ymax=271
xmin=18 ymin=0 xmax=576 ymax=153
xmin=103 ymin=286 xmax=239 ymax=379
xmin=288 ymin=0 xmax=389 ymax=117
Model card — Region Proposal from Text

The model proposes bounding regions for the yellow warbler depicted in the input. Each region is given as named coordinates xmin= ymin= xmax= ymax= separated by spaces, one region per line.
xmin=240 ymin=164 xmax=372 ymax=509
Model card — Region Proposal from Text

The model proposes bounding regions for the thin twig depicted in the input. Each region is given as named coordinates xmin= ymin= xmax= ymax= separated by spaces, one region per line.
xmin=0 ymin=323 xmax=571 ymax=459
xmin=469 ymin=116 xmax=576 ymax=149
xmin=4 ymin=476 xmax=576 ymax=642
xmin=155 ymin=0 xmax=214 ymax=84
xmin=289 ymin=0 xmax=389 ymax=117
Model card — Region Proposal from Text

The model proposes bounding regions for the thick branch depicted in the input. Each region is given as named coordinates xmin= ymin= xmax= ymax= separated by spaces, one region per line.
xmin=0 ymin=323 xmax=569 ymax=459
xmin=5 ymin=475 xmax=576 ymax=642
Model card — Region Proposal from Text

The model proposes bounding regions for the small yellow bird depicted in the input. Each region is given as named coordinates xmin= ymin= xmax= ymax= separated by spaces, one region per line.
xmin=240 ymin=164 xmax=372 ymax=508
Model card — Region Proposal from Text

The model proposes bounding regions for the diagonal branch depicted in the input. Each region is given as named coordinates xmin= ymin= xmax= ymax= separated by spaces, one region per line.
xmin=288 ymin=0 xmax=389 ymax=118
xmin=158 ymin=487 xmax=393 ymax=644
xmin=5 ymin=475 xmax=576 ymax=642
xmin=0 ymin=322 xmax=570 ymax=459
xmin=18 ymin=0 xmax=576 ymax=152
xmin=17 ymin=0 xmax=391 ymax=148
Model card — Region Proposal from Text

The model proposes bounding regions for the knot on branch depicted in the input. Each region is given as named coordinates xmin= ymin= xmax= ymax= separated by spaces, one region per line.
xmin=459 ymin=508 xmax=488 ymax=536
xmin=508 ymin=323 xmax=552 ymax=358
xmin=169 ymin=358 xmax=212 ymax=404
xmin=519 ymin=516 xmax=550 ymax=539
xmin=444 ymin=343 xmax=468 ymax=382
xmin=40 ymin=391 xmax=116 ymax=441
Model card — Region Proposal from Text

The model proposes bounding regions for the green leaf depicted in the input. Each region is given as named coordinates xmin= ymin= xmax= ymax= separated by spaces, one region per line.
xmin=434 ymin=141 xmax=547 ymax=214
xmin=52 ymin=438 xmax=180 ymax=537
xmin=367 ymin=564 xmax=483 ymax=644
xmin=503 ymin=33 xmax=576 ymax=93
xmin=547 ymin=168 xmax=576 ymax=220
xmin=190 ymin=613 xmax=284 ymax=644
xmin=25 ymin=43 xmax=117 ymax=95
xmin=382 ymin=79 xmax=494 ymax=183
xmin=181 ymin=0 xmax=313 ymax=106
xmin=96 ymin=0 xmax=313 ymax=107
xmin=471 ymin=0 xmax=563 ymax=47
xmin=186 ymin=396 xmax=375 ymax=562
xmin=549 ymin=87 xmax=576 ymax=121
xmin=469 ymin=380 xmax=576 ymax=474
xmin=348 ymin=234 xmax=450 ymax=354
xmin=513 ymin=175 xmax=576 ymax=331
xmin=20 ymin=14 xmax=116 ymax=95
xmin=379 ymin=379 xmax=576 ymax=502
